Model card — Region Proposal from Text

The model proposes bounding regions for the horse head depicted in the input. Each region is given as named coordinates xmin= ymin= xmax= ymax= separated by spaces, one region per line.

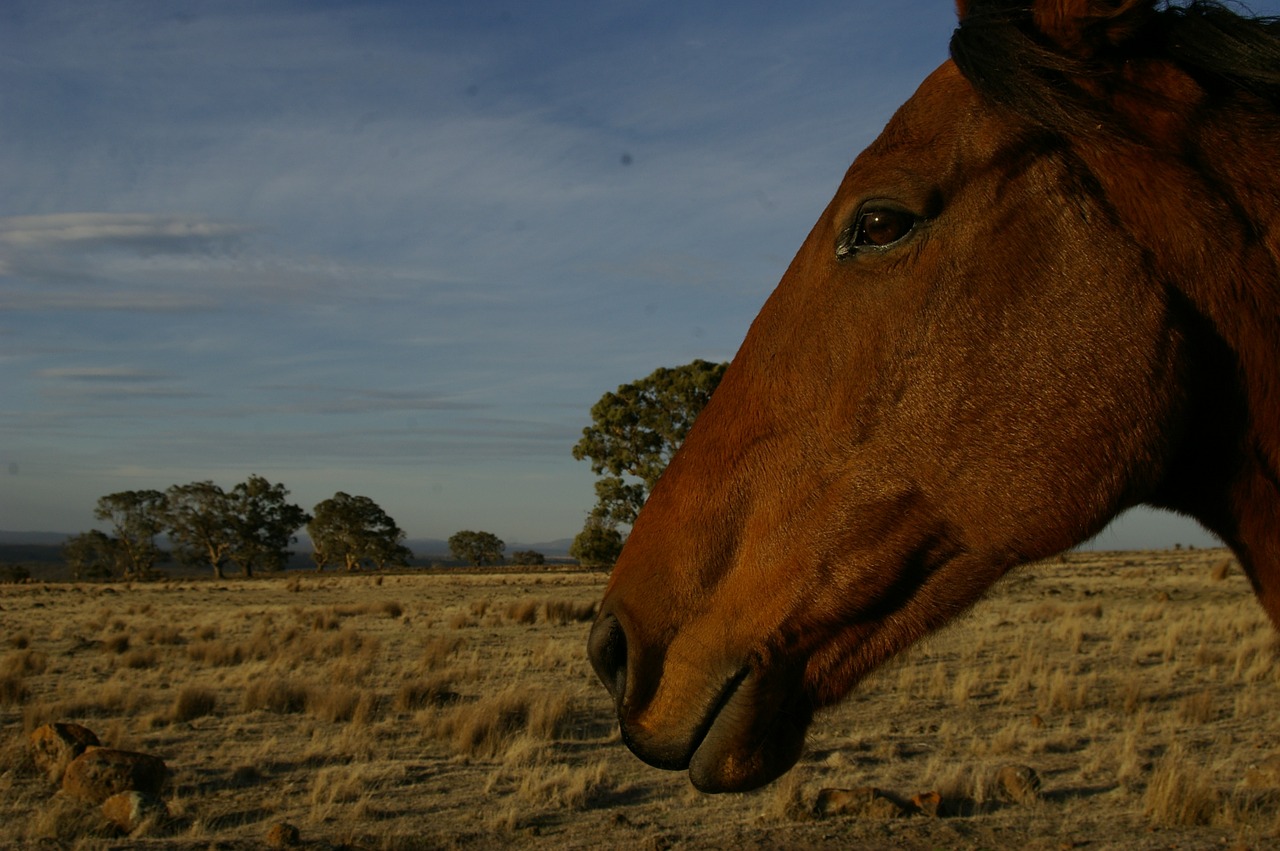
xmin=589 ymin=0 xmax=1280 ymax=793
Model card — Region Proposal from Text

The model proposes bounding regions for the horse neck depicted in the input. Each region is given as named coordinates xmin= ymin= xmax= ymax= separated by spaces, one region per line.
xmin=1081 ymin=80 xmax=1280 ymax=613
xmin=1187 ymin=112 xmax=1280 ymax=604
xmin=1173 ymin=106 xmax=1280 ymax=620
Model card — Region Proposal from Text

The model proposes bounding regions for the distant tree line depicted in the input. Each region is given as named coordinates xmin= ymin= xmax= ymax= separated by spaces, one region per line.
xmin=56 ymin=354 xmax=729 ymax=581
xmin=61 ymin=475 xmax=533 ymax=580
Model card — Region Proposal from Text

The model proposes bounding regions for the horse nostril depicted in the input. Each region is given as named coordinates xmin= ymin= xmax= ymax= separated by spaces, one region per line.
xmin=587 ymin=612 xmax=628 ymax=708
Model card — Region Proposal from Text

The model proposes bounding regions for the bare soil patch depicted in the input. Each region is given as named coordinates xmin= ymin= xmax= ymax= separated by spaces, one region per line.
xmin=2 ymin=548 xmax=1279 ymax=849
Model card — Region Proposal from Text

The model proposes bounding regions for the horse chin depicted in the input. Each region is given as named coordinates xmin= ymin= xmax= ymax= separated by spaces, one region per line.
xmin=686 ymin=668 xmax=812 ymax=793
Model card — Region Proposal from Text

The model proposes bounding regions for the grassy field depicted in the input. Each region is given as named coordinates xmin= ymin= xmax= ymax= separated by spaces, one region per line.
xmin=2 ymin=548 xmax=1280 ymax=849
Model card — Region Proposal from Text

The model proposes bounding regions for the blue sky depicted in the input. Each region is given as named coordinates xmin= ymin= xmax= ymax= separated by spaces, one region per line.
xmin=0 ymin=0 xmax=1261 ymax=549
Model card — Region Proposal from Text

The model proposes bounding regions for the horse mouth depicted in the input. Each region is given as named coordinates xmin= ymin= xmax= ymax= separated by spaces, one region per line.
xmin=591 ymin=611 xmax=812 ymax=792
xmin=683 ymin=665 xmax=811 ymax=793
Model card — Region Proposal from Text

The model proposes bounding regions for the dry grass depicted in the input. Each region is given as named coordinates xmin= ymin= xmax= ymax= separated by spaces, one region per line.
xmin=169 ymin=686 xmax=217 ymax=723
xmin=0 ymin=674 xmax=28 ymax=706
xmin=243 ymin=678 xmax=308 ymax=714
xmin=2 ymin=550 xmax=1280 ymax=849
xmin=505 ymin=599 xmax=539 ymax=625
xmin=394 ymin=675 xmax=458 ymax=712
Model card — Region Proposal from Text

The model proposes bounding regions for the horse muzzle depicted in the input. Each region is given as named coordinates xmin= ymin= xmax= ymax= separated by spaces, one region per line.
xmin=588 ymin=609 xmax=811 ymax=792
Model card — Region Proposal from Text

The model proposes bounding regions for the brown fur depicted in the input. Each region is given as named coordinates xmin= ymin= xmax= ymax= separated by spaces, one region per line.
xmin=588 ymin=0 xmax=1280 ymax=793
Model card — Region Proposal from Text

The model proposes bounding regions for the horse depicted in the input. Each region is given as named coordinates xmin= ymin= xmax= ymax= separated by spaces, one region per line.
xmin=587 ymin=0 xmax=1280 ymax=794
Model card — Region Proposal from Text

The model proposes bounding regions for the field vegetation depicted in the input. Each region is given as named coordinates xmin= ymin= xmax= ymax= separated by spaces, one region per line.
xmin=2 ymin=549 xmax=1280 ymax=848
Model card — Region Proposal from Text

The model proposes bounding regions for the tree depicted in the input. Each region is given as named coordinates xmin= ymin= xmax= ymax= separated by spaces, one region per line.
xmin=226 ymin=475 xmax=309 ymax=576
xmin=511 ymin=550 xmax=545 ymax=566
xmin=93 ymin=490 xmax=168 ymax=580
xmin=572 ymin=359 xmax=727 ymax=530
xmin=165 ymin=481 xmax=236 ymax=578
xmin=308 ymin=492 xmax=412 ymax=572
xmin=448 ymin=530 xmax=505 ymax=566
xmin=62 ymin=530 xmax=122 ymax=580
xmin=570 ymin=520 xmax=623 ymax=569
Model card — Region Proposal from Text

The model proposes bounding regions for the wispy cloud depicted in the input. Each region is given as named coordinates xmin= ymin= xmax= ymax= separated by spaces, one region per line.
xmin=35 ymin=366 xmax=173 ymax=382
xmin=0 ymin=213 xmax=249 ymax=251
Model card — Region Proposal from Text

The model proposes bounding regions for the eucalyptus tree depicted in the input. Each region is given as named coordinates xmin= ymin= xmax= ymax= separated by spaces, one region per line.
xmin=93 ymin=490 xmax=168 ymax=580
xmin=165 ymin=481 xmax=236 ymax=578
xmin=572 ymin=359 xmax=727 ymax=532
xmin=448 ymin=530 xmax=505 ymax=566
xmin=308 ymin=492 xmax=411 ymax=571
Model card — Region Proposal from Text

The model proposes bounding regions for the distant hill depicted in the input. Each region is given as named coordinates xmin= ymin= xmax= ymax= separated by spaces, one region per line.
xmin=0 ymin=531 xmax=69 ymax=546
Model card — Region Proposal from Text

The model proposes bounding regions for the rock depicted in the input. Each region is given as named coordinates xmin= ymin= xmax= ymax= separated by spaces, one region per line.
xmin=995 ymin=764 xmax=1042 ymax=804
xmin=911 ymin=790 xmax=944 ymax=817
xmin=29 ymin=722 xmax=101 ymax=783
xmin=813 ymin=786 xmax=909 ymax=818
xmin=101 ymin=790 xmax=167 ymax=833
xmin=266 ymin=822 xmax=302 ymax=848
xmin=62 ymin=747 xmax=168 ymax=804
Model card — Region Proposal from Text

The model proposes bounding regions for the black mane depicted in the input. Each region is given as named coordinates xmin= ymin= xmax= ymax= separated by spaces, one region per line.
xmin=951 ymin=1 xmax=1280 ymax=131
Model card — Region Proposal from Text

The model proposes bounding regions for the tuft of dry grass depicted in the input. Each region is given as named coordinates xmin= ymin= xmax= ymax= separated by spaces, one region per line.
xmin=1144 ymin=745 xmax=1222 ymax=826
xmin=244 ymin=678 xmax=308 ymax=714
xmin=1178 ymin=689 xmax=1218 ymax=724
xmin=3 ymin=650 xmax=47 ymax=677
xmin=0 ymin=674 xmax=28 ymax=707
xmin=306 ymin=684 xmax=364 ymax=723
xmin=419 ymin=636 xmax=464 ymax=672
xmin=139 ymin=624 xmax=185 ymax=645
xmin=542 ymin=599 xmax=597 ymax=625
xmin=395 ymin=676 xmax=459 ymax=712
xmin=120 ymin=647 xmax=160 ymax=669
xmin=505 ymin=600 xmax=539 ymax=625
xmin=169 ymin=686 xmax=218 ymax=723
xmin=516 ymin=761 xmax=619 ymax=811
xmin=23 ymin=793 xmax=115 ymax=843
xmin=435 ymin=686 xmax=577 ymax=759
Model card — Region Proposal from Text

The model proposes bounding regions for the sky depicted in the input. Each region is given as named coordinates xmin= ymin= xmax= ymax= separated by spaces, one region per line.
xmin=0 ymin=0 xmax=1264 ymax=550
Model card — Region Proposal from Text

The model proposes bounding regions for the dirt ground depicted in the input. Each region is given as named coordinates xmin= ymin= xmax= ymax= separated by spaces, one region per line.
xmin=2 ymin=547 xmax=1279 ymax=850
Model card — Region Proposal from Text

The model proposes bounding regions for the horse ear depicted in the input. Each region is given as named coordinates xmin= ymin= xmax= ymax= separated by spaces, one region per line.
xmin=955 ymin=0 xmax=971 ymax=19
xmin=1031 ymin=0 xmax=1156 ymax=55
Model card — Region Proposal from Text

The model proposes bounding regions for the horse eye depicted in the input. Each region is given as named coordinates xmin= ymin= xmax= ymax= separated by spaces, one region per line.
xmin=855 ymin=209 xmax=916 ymax=248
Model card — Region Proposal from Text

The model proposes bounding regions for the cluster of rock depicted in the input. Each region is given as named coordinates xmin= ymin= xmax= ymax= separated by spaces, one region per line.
xmin=29 ymin=721 xmax=169 ymax=834
xmin=28 ymin=721 xmax=303 ymax=844
xmin=813 ymin=763 xmax=1042 ymax=819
